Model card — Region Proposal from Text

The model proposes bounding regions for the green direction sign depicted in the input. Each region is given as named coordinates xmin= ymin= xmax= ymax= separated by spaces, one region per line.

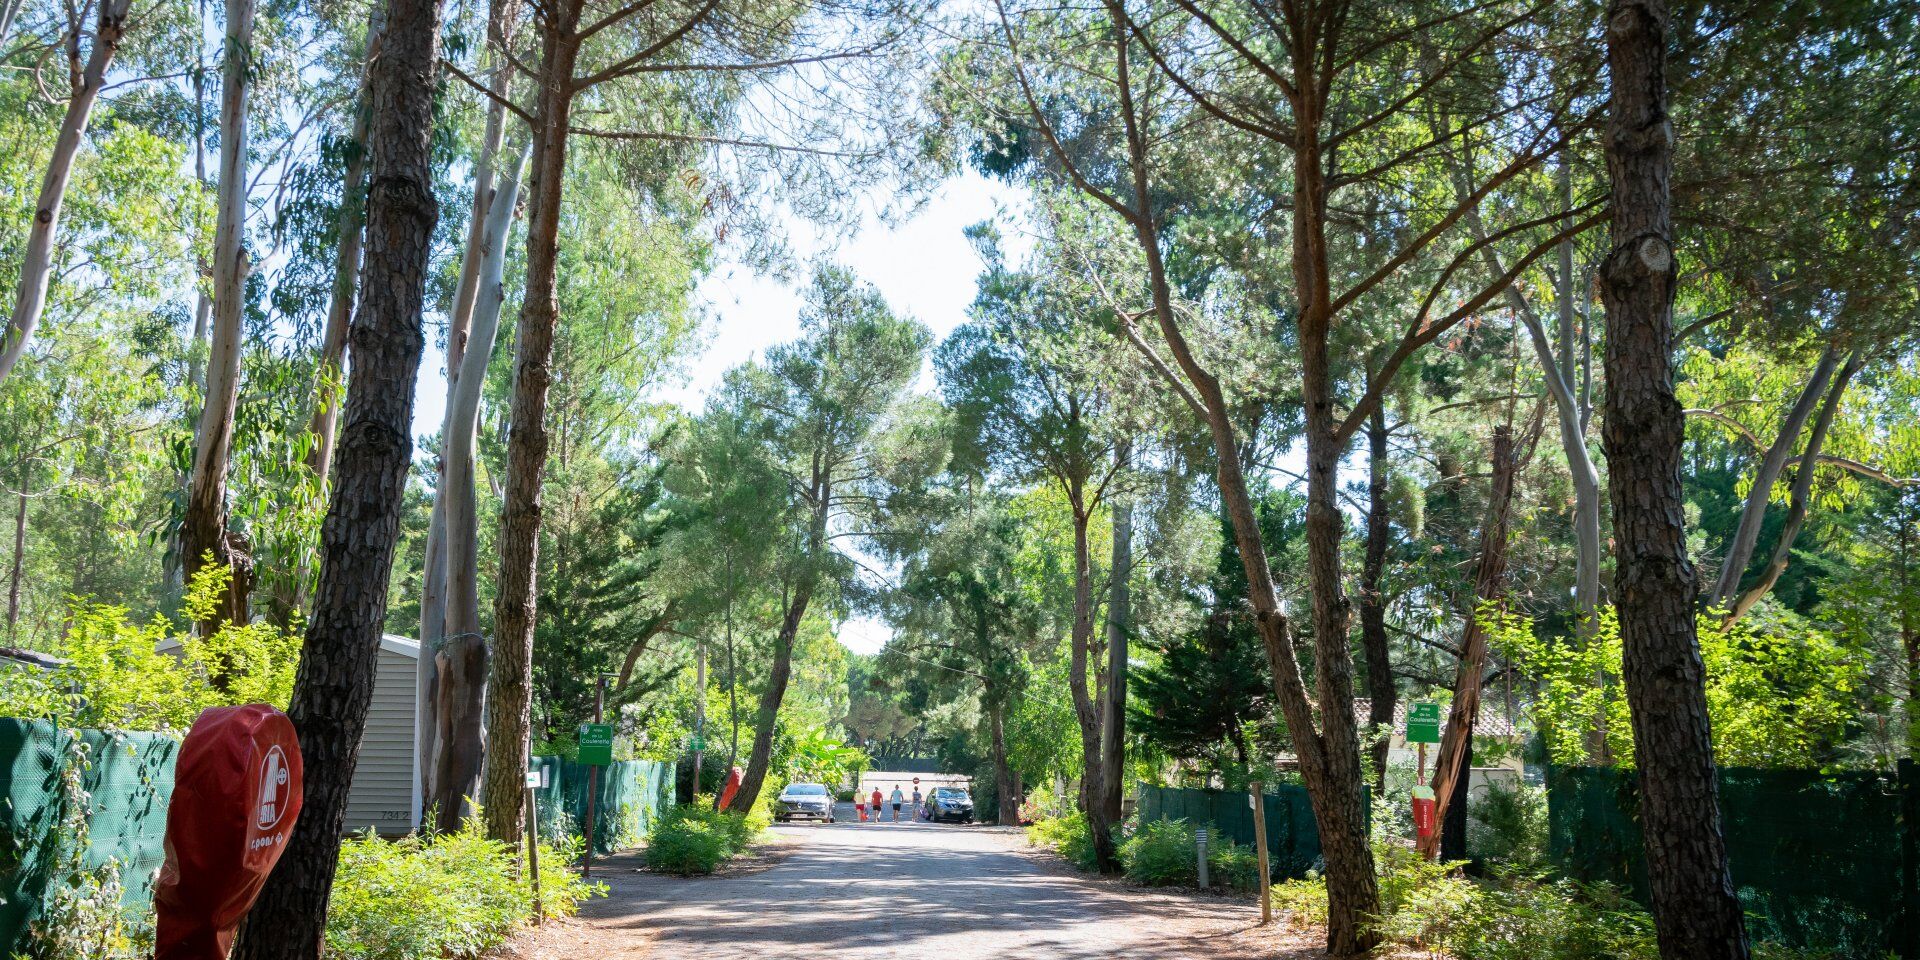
xmin=578 ymin=723 xmax=615 ymax=766
xmin=689 ymin=734 xmax=706 ymax=752
xmin=1405 ymin=701 xmax=1443 ymax=744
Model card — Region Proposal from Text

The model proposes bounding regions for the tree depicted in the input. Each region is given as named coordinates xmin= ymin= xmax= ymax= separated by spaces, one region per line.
xmin=1598 ymin=0 xmax=1748 ymax=955
xmin=712 ymin=266 xmax=929 ymax=814
xmin=230 ymin=0 xmax=446 ymax=946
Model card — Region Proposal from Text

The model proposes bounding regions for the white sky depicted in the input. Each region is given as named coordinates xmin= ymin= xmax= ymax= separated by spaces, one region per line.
xmin=409 ymin=170 xmax=1031 ymax=657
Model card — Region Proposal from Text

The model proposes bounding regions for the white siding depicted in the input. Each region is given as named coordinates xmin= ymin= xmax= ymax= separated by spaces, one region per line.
xmin=342 ymin=643 xmax=417 ymax=837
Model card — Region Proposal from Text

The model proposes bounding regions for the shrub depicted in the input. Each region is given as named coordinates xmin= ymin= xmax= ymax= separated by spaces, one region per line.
xmin=1025 ymin=810 xmax=1097 ymax=870
xmin=326 ymin=819 xmax=600 ymax=960
xmin=1468 ymin=780 xmax=1549 ymax=870
xmin=643 ymin=800 xmax=765 ymax=875
xmin=1120 ymin=817 xmax=1197 ymax=885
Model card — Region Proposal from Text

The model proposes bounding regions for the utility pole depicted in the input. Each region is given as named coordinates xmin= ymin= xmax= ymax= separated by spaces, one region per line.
xmin=1251 ymin=781 xmax=1271 ymax=924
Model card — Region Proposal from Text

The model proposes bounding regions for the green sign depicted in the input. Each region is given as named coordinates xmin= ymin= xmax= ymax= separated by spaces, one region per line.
xmin=1405 ymin=701 xmax=1443 ymax=744
xmin=689 ymin=734 xmax=706 ymax=752
xmin=578 ymin=723 xmax=615 ymax=766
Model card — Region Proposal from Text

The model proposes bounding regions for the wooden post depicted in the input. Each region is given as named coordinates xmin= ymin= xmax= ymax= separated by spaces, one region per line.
xmin=1251 ymin=781 xmax=1271 ymax=924
xmin=583 ymin=676 xmax=605 ymax=878
xmin=524 ymin=783 xmax=543 ymax=922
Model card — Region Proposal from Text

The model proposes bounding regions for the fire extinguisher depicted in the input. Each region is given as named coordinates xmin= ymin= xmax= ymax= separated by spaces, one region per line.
xmin=1411 ymin=784 xmax=1437 ymax=840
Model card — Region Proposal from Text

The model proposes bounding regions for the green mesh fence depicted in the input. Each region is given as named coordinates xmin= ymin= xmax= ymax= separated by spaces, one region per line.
xmin=0 ymin=718 xmax=179 ymax=955
xmin=528 ymin=755 xmax=674 ymax=855
xmin=1136 ymin=783 xmax=1368 ymax=879
xmin=1549 ymin=763 xmax=1920 ymax=959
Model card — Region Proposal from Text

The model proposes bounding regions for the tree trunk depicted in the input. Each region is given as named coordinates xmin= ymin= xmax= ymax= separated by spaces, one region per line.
xmin=229 ymin=0 xmax=443 ymax=944
xmin=7 ymin=469 xmax=27 ymax=632
xmin=1600 ymin=3 xmax=1749 ymax=956
xmin=303 ymin=12 xmax=385 ymax=490
xmin=990 ymin=696 xmax=1017 ymax=826
xmin=1360 ymin=406 xmax=1395 ymax=785
xmin=427 ymin=138 xmax=530 ymax=832
xmin=1708 ymin=344 xmax=1840 ymax=608
xmin=0 ymin=0 xmax=135 ymax=384
xmin=1728 ymin=351 xmax=1862 ymax=619
xmin=180 ymin=0 xmax=258 ymax=633
xmin=1098 ymin=442 xmax=1131 ymax=826
xmin=729 ymin=486 xmax=828 ymax=815
xmin=1419 ymin=426 xmax=1518 ymax=860
xmin=1439 ymin=733 xmax=1472 ymax=862
xmin=1068 ymin=501 xmax=1118 ymax=872
xmin=479 ymin=0 xmax=583 ymax=844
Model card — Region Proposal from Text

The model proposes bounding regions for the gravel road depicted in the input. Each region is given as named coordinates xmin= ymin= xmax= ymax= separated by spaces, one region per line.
xmin=511 ymin=802 xmax=1320 ymax=960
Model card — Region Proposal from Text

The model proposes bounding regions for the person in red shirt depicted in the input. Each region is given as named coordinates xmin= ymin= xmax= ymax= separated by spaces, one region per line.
xmin=869 ymin=786 xmax=884 ymax=823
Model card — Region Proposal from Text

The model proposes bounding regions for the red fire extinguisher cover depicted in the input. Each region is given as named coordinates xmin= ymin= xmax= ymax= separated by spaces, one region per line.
xmin=1412 ymin=796 xmax=1437 ymax=839
xmin=716 ymin=766 xmax=744 ymax=810
xmin=153 ymin=703 xmax=304 ymax=960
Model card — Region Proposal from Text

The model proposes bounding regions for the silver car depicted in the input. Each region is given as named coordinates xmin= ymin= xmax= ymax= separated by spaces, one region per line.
xmin=774 ymin=782 xmax=836 ymax=822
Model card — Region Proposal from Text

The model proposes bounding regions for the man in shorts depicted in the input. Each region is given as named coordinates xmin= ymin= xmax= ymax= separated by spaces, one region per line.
xmin=890 ymin=784 xmax=905 ymax=821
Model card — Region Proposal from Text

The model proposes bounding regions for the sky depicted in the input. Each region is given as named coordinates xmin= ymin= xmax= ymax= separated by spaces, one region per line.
xmin=410 ymin=169 xmax=1031 ymax=657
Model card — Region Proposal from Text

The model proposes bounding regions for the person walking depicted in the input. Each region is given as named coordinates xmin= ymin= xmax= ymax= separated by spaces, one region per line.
xmin=890 ymin=784 xmax=905 ymax=822
xmin=854 ymin=787 xmax=868 ymax=822
xmin=911 ymin=780 xmax=923 ymax=820
xmin=870 ymin=786 xmax=884 ymax=823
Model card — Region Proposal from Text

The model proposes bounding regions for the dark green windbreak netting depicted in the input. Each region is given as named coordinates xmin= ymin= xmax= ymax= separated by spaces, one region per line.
xmin=527 ymin=755 xmax=674 ymax=854
xmin=1137 ymin=783 xmax=1368 ymax=879
xmin=0 ymin=718 xmax=178 ymax=955
xmin=1550 ymin=763 xmax=1919 ymax=959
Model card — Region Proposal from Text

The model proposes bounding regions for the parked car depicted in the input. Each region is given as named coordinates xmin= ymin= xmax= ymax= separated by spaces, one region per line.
xmin=920 ymin=786 xmax=974 ymax=823
xmin=774 ymin=782 xmax=836 ymax=822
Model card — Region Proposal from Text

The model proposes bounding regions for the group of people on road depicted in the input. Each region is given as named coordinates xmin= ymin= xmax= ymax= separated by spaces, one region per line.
xmin=854 ymin=778 xmax=921 ymax=822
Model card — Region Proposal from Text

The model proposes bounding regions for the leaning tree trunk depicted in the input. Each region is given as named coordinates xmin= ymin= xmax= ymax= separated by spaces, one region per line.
xmin=1600 ymin=2 xmax=1749 ymax=957
xmin=1097 ymin=443 xmax=1131 ymax=827
xmin=229 ymin=0 xmax=443 ymax=946
xmin=429 ymin=140 xmax=530 ymax=832
xmin=180 ymin=0 xmax=258 ymax=632
xmin=1728 ymin=351 xmax=1862 ymax=620
xmin=479 ymin=0 xmax=584 ymax=845
xmin=729 ymin=489 xmax=828 ymax=814
xmin=1068 ymin=502 xmax=1118 ymax=873
xmin=1708 ymin=343 xmax=1840 ymax=609
xmin=1418 ymin=426 xmax=1519 ymax=860
xmin=1360 ymin=406 xmax=1396 ymax=785
xmin=989 ymin=695 xmax=1018 ymax=826
xmin=0 ymin=0 xmax=134 ymax=385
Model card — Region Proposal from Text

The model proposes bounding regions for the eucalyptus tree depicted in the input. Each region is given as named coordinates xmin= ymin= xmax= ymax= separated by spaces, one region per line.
xmin=230 ymin=0 xmax=448 ymax=944
xmin=697 ymin=266 xmax=929 ymax=814
xmin=939 ymin=243 xmax=1133 ymax=870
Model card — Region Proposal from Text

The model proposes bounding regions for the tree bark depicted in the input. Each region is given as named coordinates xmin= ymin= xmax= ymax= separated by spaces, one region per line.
xmin=1600 ymin=2 xmax=1749 ymax=956
xmin=1098 ymin=443 xmax=1130 ymax=827
xmin=229 ymin=0 xmax=443 ymax=944
xmin=729 ymin=486 xmax=828 ymax=814
xmin=427 ymin=138 xmax=530 ymax=832
xmin=1708 ymin=344 xmax=1840 ymax=609
xmin=1068 ymin=500 xmax=1118 ymax=872
xmin=990 ymin=695 xmax=1018 ymax=826
xmin=1360 ymin=406 xmax=1396 ymax=785
xmin=7 ymin=469 xmax=27 ymax=633
xmin=1728 ymin=351 xmax=1863 ymax=619
xmin=1419 ymin=426 xmax=1518 ymax=860
xmin=0 ymin=0 xmax=134 ymax=384
xmin=180 ymin=0 xmax=257 ymax=632
xmin=479 ymin=0 xmax=584 ymax=844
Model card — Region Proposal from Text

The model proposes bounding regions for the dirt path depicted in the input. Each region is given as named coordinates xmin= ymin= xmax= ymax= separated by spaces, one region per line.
xmin=504 ymin=802 xmax=1323 ymax=959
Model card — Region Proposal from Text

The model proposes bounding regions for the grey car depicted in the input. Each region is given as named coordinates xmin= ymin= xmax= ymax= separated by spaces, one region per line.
xmin=920 ymin=786 xmax=974 ymax=823
xmin=773 ymin=782 xmax=836 ymax=822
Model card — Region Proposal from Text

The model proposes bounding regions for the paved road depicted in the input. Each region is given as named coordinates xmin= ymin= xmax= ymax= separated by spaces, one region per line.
xmin=520 ymin=802 xmax=1313 ymax=960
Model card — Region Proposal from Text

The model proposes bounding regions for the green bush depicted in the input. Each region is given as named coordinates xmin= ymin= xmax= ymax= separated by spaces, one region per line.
xmin=1119 ymin=817 xmax=1197 ymax=885
xmin=326 ymin=819 xmax=601 ymax=960
xmin=643 ymin=799 xmax=766 ymax=875
xmin=1025 ymin=810 xmax=1098 ymax=870
xmin=1468 ymin=780 xmax=1549 ymax=870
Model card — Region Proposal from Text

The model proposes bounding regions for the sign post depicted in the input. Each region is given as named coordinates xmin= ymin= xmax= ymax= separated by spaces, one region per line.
xmin=1406 ymin=700 xmax=1443 ymax=857
xmin=524 ymin=765 xmax=544 ymax=921
xmin=1195 ymin=827 xmax=1210 ymax=889
xmin=579 ymin=677 xmax=613 ymax=878
xmin=1250 ymin=782 xmax=1271 ymax=924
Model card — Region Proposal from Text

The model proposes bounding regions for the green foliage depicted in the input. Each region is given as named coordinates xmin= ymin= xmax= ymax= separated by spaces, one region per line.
xmin=1490 ymin=605 xmax=1865 ymax=767
xmin=1115 ymin=817 xmax=1262 ymax=890
xmin=771 ymin=720 xmax=867 ymax=791
xmin=642 ymin=800 xmax=767 ymax=876
xmin=0 ymin=564 xmax=299 ymax=731
xmin=1024 ymin=809 xmax=1098 ymax=871
xmin=325 ymin=819 xmax=601 ymax=960
xmin=1467 ymin=781 xmax=1550 ymax=872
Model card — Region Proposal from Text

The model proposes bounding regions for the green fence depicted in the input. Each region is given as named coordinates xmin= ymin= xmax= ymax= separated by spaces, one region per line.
xmin=1136 ymin=783 xmax=1368 ymax=879
xmin=528 ymin=755 xmax=674 ymax=855
xmin=0 ymin=718 xmax=178 ymax=954
xmin=1549 ymin=762 xmax=1919 ymax=959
